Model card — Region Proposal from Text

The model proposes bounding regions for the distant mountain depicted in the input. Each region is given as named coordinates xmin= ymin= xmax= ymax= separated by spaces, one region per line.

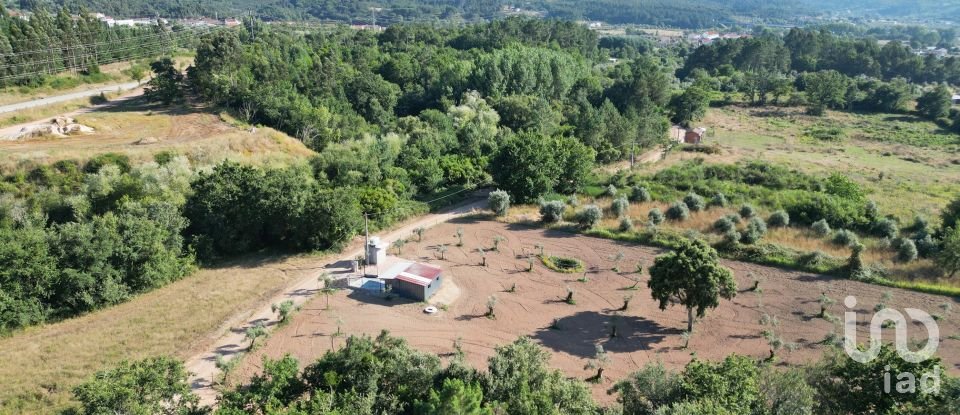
xmin=34 ymin=0 xmax=960 ymax=27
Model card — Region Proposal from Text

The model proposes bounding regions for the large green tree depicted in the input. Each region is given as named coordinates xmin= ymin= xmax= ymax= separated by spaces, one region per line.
xmin=72 ymin=356 xmax=201 ymax=415
xmin=490 ymin=132 xmax=562 ymax=203
xmin=916 ymin=84 xmax=952 ymax=120
xmin=648 ymin=238 xmax=736 ymax=332
xmin=815 ymin=345 xmax=948 ymax=414
xmin=670 ymin=85 xmax=710 ymax=127
xmin=144 ymin=58 xmax=185 ymax=105
xmin=938 ymin=226 xmax=960 ymax=278
xmin=415 ymin=379 xmax=492 ymax=415
xmin=803 ymin=70 xmax=849 ymax=115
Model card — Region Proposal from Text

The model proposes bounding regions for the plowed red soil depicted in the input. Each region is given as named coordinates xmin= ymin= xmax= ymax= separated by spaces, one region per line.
xmin=233 ymin=218 xmax=960 ymax=403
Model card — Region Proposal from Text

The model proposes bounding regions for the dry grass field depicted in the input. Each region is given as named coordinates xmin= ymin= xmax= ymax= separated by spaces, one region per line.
xmin=0 ymin=97 xmax=314 ymax=174
xmin=682 ymin=105 xmax=960 ymax=219
xmin=0 ymin=253 xmax=336 ymax=413
xmin=0 ymin=56 xmax=194 ymax=106
xmin=230 ymin=219 xmax=960 ymax=405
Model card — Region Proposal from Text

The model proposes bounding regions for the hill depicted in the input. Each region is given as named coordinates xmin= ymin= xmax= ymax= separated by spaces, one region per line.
xmin=41 ymin=0 xmax=960 ymax=28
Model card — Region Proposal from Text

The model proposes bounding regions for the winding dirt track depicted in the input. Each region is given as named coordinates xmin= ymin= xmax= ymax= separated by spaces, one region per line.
xmin=231 ymin=219 xmax=960 ymax=405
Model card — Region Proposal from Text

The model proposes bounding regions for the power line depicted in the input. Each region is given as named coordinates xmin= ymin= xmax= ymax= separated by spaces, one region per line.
xmin=0 ymin=27 xmax=205 ymax=58
xmin=0 ymin=31 xmax=199 ymax=82
xmin=0 ymin=32 xmax=192 ymax=71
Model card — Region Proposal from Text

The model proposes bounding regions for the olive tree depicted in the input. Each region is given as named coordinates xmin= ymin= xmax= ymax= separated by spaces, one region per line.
xmin=488 ymin=190 xmax=511 ymax=217
xmin=539 ymin=200 xmax=566 ymax=223
xmin=576 ymin=205 xmax=603 ymax=229
xmin=648 ymin=238 xmax=736 ymax=333
xmin=937 ymin=226 xmax=960 ymax=278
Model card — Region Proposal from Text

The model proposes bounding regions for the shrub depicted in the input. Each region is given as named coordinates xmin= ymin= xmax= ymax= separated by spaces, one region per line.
xmin=915 ymin=234 xmax=939 ymax=258
xmin=723 ymin=228 xmax=741 ymax=246
xmin=832 ymin=229 xmax=859 ymax=247
xmin=611 ymin=197 xmax=629 ymax=218
xmin=741 ymin=217 xmax=768 ymax=244
xmin=872 ymin=218 xmax=899 ymax=239
xmin=619 ymin=217 xmax=634 ymax=232
xmin=800 ymin=250 xmax=826 ymax=267
xmin=865 ymin=200 xmax=879 ymax=221
xmin=567 ymin=195 xmax=580 ymax=207
xmin=683 ymin=193 xmax=705 ymax=212
xmin=90 ymin=92 xmax=108 ymax=105
xmin=665 ymin=201 xmax=690 ymax=221
xmin=907 ymin=215 xmax=929 ymax=233
xmin=804 ymin=125 xmax=846 ymax=141
xmin=539 ymin=200 xmax=566 ymax=223
xmin=630 ymin=186 xmax=651 ymax=202
xmin=648 ymin=208 xmax=665 ymax=225
xmin=604 ymin=184 xmax=618 ymax=197
xmin=713 ymin=216 xmax=736 ymax=233
xmin=768 ymin=210 xmax=790 ymax=228
xmin=488 ymin=190 xmax=511 ymax=217
xmin=897 ymin=239 xmax=918 ymax=262
xmin=812 ymin=219 xmax=832 ymax=237
xmin=739 ymin=204 xmax=757 ymax=219
xmin=878 ymin=237 xmax=894 ymax=250
xmin=576 ymin=205 xmax=603 ymax=229
xmin=541 ymin=255 xmax=585 ymax=273
xmin=708 ymin=193 xmax=728 ymax=208
xmin=848 ymin=243 xmax=866 ymax=278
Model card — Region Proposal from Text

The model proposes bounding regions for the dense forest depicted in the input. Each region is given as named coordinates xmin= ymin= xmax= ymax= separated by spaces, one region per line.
xmin=0 ymin=5 xmax=188 ymax=87
xmin=681 ymin=28 xmax=960 ymax=85
xmin=28 ymin=0 xmax=960 ymax=27
xmin=71 ymin=331 xmax=960 ymax=414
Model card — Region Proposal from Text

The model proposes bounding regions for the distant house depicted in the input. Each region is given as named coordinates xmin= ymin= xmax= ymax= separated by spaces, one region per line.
xmin=223 ymin=18 xmax=241 ymax=27
xmin=670 ymin=125 xmax=707 ymax=144
xmin=685 ymin=127 xmax=707 ymax=144
xmin=380 ymin=262 xmax=443 ymax=301
xmin=952 ymin=94 xmax=960 ymax=105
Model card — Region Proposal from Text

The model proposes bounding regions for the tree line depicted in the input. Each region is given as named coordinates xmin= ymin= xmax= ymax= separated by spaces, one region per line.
xmin=0 ymin=5 xmax=185 ymax=87
xmin=681 ymin=27 xmax=960 ymax=86
xmin=0 ymin=153 xmax=424 ymax=334
xmin=185 ymin=18 xmax=681 ymax=201
xmin=70 ymin=330 xmax=960 ymax=414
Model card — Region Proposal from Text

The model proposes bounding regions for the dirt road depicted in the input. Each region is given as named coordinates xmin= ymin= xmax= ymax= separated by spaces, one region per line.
xmin=0 ymin=87 xmax=145 ymax=140
xmin=0 ymin=81 xmax=141 ymax=115
xmin=184 ymin=198 xmax=488 ymax=405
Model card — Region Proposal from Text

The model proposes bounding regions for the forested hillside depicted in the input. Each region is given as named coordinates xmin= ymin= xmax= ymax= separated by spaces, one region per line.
xmin=34 ymin=0 xmax=960 ymax=27
xmin=0 ymin=5 xmax=187 ymax=87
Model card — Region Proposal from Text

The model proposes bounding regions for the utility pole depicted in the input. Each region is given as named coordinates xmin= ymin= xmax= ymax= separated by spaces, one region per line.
xmin=363 ymin=213 xmax=369 ymax=276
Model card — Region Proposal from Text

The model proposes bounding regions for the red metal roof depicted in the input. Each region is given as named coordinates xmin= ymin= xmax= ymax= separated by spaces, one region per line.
xmin=404 ymin=263 xmax=443 ymax=281
xmin=396 ymin=274 xmax=432 ymax=287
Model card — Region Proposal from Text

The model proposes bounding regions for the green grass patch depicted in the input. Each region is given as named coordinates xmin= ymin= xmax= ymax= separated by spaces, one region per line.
xmin=848 ymin=113 xmax=960 ymax=147
xmin=540 ymin=255 xmax=585 ymax=273
xmin=803 ymin=125 xmax=846 ymax=142
xmin=852 ymin=274 xmax=960 ymax=298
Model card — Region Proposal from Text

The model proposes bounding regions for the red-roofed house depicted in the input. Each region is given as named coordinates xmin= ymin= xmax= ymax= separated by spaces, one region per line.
xmin=380 ymin=261 xmax=444 ymax=301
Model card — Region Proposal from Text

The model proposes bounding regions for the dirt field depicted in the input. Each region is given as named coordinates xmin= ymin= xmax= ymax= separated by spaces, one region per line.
xmin=233 ymin=218 xmax=960 ymax=404
xmin=0 ymin=96 xmax=314 ymax=173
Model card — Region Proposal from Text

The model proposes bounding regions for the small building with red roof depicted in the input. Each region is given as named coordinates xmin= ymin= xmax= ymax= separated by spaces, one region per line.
xmin=380 ymin=261 xmax=444 ymax=301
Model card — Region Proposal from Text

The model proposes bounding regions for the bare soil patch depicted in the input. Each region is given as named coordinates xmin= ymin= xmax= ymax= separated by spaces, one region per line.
xmin=233 ymin=219 xmax=960 ymax=404
xmin=0 ymin=98 xmax=313 ymax=173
